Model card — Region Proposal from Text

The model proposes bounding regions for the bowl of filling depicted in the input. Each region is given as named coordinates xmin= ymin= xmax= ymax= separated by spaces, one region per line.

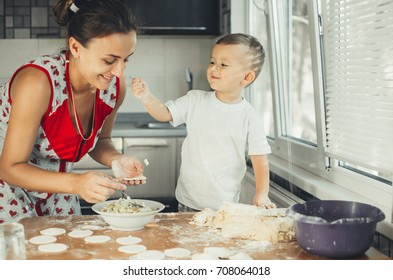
xmin=287 ymin=200 xmax=385 ymax=258
xmin=92 ymin=198 xmax=165 ymax=231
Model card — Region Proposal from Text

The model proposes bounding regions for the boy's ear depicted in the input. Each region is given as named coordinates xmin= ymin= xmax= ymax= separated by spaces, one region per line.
xmin=242 ymin=70 xmax=256 ymax=86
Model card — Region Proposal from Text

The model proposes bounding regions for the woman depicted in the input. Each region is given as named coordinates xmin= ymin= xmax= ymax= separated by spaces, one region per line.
xmin=0 ymin=0 xmax=143 ymax=223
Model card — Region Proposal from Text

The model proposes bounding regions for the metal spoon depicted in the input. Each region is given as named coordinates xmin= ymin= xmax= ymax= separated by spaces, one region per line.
xmin=119 ymin=190 xmax=144 ymax=208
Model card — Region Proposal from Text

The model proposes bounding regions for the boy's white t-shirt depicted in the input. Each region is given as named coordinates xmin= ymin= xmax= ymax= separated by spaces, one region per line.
xmin=165 ymin=90 xmax=271 ymax=211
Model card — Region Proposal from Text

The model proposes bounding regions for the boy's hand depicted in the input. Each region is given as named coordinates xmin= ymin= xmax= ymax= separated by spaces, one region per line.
xmin=253 ymin=193 xmax=276 ymax=209
xmin=132 ymin=77 xmax=150 ymax=101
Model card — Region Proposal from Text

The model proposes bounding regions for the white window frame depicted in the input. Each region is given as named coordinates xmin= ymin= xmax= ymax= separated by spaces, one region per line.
xmin=247 ymin=0 xmax=393 ymax=235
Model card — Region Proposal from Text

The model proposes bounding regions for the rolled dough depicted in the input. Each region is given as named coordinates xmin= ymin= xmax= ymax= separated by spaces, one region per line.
xmin=40 ymin=227 xmax=66 ymax=236
xmin=191 ymin=202 xmax=295 ymax=243
xmin=29 ymin=235 xmax=57 ymax=245
xmin=164 ymin=248 xmax=191 ymax=258
xmin=38 ymin=243 xmax=68 ymax=253
xmin=68 ymin=230 xmax=93 ymax=238
xmin=118 ymin=244 xmax=147 ymax=254
xmin=116 ymin=236 xmax=142 ymax=245
xmin=84 ymin=235 xmax=111 ymax=243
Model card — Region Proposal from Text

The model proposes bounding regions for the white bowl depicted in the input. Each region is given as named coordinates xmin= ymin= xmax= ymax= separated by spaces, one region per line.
xmin=92 ymin=199 xmax=165 ymax=231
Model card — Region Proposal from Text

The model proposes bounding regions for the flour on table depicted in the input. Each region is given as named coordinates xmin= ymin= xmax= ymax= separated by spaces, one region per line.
xmin=29 ymin=235 xmax=57 ymax=245
xmin=68 ymin=229 xmax=93 ymax=238
xmin=164 ymin=248 xmax=191 ymax=258
xmin=40 ymin=227 xmax=66 ymax=236
xmin=116 ymin=236 xmax=142 ymax=245
xmin=136 ymin=250 xmax=165 ymax=260
xmin=38 ymin=243 xmax=68 ymax=253
xmin=118 ymin=244 xmax=147 ymax=254
xmin=191 ymin=202 xmax=295 ymax=243
xmin=84 ymin=235 xmax=111 ymax=243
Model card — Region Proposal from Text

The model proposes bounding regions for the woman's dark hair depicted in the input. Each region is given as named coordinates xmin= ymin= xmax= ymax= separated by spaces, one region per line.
xmin=216 ymin=33 xmax=265 ymax=79
xmin=53 ymin=0 xmax=138 ymax=48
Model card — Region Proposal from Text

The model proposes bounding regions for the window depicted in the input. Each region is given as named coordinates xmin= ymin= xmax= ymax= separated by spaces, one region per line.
xmin=248 ymin=0 xmax=392 ymax=223
xmin=248 ymin=0 xmax=275 ymax=138
xmin=322 ymin=0 xmax=393 ymax=178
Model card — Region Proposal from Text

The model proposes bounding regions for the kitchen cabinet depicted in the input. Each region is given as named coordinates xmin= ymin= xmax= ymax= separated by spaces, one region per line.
xmin=122 ymin=137 xmax=177 ymax=199
xmin=122 ymin=0 xmax=220 ymax=35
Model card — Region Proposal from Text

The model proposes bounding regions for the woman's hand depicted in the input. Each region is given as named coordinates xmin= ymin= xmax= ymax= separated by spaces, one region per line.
xmin=253 ymin=192 xmax=276 ymax=209
xmin=111 ymin=155 xmax=146 ymax=185
xmin=77 ymin=171 xmax=127 ymax=204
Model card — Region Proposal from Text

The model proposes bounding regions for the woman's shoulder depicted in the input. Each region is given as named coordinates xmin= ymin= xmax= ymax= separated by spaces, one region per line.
xmin=26 ymin=50 xmax=67 ymax=71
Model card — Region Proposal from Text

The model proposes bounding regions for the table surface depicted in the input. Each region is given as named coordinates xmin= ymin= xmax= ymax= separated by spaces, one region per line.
xmin=20 ymin=213 xmax=389 ymax=260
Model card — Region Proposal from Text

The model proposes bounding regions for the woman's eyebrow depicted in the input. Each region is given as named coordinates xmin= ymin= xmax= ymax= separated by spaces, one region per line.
xmin=105 ymin=52 xmax=134 ymax=59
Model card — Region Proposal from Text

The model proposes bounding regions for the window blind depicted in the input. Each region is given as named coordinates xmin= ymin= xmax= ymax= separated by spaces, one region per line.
xmin=322 ymin=0 xmax=393 ymax=174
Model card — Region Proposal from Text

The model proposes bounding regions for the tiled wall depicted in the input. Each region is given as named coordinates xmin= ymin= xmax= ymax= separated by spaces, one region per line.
xmin=0 ymin=0 xmax=216 ymax=112
xmin=0 ymin=0 xmax=60 ymax=39
xmin=0 ymin=36 xmax=213 ymax=112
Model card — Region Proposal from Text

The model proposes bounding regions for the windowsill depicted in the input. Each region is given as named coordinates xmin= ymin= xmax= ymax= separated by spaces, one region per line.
xmin=268 ymin=155 xmax=393 ymax=240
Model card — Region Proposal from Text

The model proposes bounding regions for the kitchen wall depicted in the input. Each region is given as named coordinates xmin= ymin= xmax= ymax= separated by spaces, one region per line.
xmin=0 ymin=35 xmax=214 ymax=113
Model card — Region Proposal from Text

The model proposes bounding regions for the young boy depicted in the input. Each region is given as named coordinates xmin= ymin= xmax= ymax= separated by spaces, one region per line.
xmin=132 ymin=33 xmax=275 ymax=211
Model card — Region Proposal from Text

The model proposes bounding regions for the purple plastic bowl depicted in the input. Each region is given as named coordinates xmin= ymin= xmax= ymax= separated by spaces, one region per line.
xmin=287 ymin=200 xmax=385 ymax=258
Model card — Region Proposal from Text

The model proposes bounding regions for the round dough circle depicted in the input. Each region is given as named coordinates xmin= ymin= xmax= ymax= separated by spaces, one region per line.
xmin=84 ymin=235 xmax=111 ymax=243
xmin=136 ymin=250 xmax=165 ymax=260
xmin=191 ymin=253 xmax=218 ymax=260
xmin=68 ymin=229 xmax=93 ymax=238
xmin=116 ymin=236 xmax=142 ymax=245
xmin=118 ymin=244 xmax=147 ymax=254
xmin=81 ymin=225 xmax=102 ymax=230
xmin=204 ymin=247 xmax=232 ymax=258
xmin=40 ymin=227 xmax=66 ymax=236
xmin=164 ymin=248 xmax=191 ymax=258
xmin=38 ymin=243 xmax=68 ymax=253
xmin=29 ymin=235 xmax=57 ymax=245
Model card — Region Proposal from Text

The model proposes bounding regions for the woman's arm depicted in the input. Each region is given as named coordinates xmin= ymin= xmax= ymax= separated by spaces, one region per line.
xmin=88 ymin=77 xmax=145 ymax=183
xmin=0 ymin=67 xmax=125 ymax=203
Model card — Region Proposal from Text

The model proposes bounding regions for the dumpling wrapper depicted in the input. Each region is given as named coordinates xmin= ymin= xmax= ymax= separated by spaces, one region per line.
xmin=118 ymin=244 xmax=147 ymax=254
xmin=164 ymin=248 xmax=191 ymax=258
xmin=116 ymin=236 xmax=142 ymax=245
xmin=40 ymin=227 xmax=66 ymax=236
xmin=84 ymin=235 xmax=111 ymax=243
xmin=38 ymin=243 xmax=68 ymax=253
xmin=29 ymin=235 xmax=57 ymax=245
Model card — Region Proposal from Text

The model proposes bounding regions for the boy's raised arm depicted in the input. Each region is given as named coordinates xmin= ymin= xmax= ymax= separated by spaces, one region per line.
xmin=131 ymin=77 xmax=172 ymax=122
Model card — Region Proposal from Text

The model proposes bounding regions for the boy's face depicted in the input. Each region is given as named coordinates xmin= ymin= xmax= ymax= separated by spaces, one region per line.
xmin=207 ymin=44 xmax=252 ymax=96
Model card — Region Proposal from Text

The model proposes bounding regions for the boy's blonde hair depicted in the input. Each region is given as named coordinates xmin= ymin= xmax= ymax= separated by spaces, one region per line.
xmin=215 ymin=33 xmax=265 ymax=79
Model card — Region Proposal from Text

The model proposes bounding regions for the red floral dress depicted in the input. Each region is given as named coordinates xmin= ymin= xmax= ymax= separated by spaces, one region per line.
xmin=0 ymin=50 xmax=119 ymax=223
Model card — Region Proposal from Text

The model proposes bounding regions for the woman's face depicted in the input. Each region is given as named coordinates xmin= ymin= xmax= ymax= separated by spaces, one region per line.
xmin=72 ymin=30 xmax=137 ymax=90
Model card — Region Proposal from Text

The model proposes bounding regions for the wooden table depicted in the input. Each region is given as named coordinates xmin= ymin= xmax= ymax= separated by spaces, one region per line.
xmin=20 ymin=213 xmax=389 ymax=260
